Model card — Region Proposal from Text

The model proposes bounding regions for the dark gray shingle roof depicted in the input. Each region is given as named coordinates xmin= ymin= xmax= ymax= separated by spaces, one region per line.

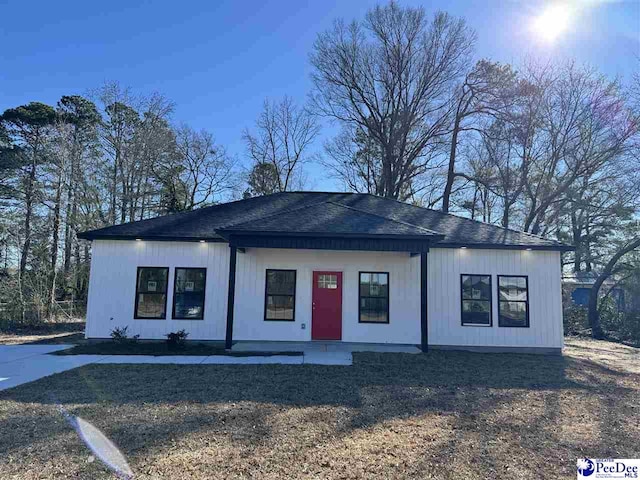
xmin=78 ymin=192 xmax=572 ymax=251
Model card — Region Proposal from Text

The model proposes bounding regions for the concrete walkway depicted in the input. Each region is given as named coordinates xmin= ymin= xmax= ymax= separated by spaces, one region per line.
xmin=0 ymin=345 xmax=352 ymax=392
xmin=233 ymin=340 xmax=421 ymax=354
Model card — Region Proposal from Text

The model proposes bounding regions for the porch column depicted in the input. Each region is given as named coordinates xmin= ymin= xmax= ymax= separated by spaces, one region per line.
xmin=420 ymin=251 xmax=428 ymax=352
xmin=224 ymin=244 xmax=237 ymax=350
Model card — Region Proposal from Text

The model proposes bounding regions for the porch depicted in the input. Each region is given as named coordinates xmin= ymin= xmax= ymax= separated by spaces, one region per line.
xmin=232 ymin=340 xmax=421 ymax=354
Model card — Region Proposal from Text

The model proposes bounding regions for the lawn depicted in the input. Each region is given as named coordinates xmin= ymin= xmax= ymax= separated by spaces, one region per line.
xmin=0 ymin=338 xmax=638 ymax=479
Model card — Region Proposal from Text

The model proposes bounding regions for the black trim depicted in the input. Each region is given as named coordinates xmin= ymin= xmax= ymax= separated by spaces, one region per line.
xmin=79 ymin=234 xmax=573 ymax=253
xmin=229 ymin=234 xmax=434 ymax=253
xmin=171 ymin=267 xmax=207 ymax=320
xmin=358 ymin=271 xmax=390 ymax=324
xmin=460 ymin=274 xmax=493 ymax=327
xmin=497 ymin=275 xmax=530 ymax=328
xmin=264 ymin=269 xmax=297 ymax=322
xmin=134 ymin=266 xmax=169 ymax=320
xmin=78 ymin=234 xmax=226 ymax=242
xmin=420 ymin=252 xmax=428 ymax=352
xmin=225 ymin=245 xmax=237 ymax=350
xmin=434 ymin=243 xmax=574 ymax=252
xmin=218 ymin=229 xmax=443 ymax=241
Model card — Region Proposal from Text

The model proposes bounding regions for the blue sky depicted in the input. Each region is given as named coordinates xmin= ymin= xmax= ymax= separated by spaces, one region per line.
xmin=1 ymin=0 xmax=638 ymax=190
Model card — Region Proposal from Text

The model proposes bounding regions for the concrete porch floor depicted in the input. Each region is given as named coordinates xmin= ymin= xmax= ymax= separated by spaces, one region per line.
xmin=232 ymin=341 xmax=421 ymax=354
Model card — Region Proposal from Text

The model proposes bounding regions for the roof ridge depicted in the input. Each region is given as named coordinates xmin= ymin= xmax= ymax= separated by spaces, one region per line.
xmin=360 ymin=193 xmax=564 ymax=245
xmin=220 ymin=198 xmax=442 ymax=237
xmin=327 ymin=201 xmax=443 ymax=236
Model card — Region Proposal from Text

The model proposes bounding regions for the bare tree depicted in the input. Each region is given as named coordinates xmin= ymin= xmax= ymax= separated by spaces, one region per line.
xmin=310 ymin=2 xmax=475 ymax=200
xmin=441 ymin=60 xmax=518 ymax=212
xmin=323 ymin=126 xmax=383 ymax=194
xmin=155 ymin=125 xmax=236 ymax=211
xmin=517 ymin=62 xmax=635 ymax=235
xmin=243 ymin=97 xmax=319 ymax=193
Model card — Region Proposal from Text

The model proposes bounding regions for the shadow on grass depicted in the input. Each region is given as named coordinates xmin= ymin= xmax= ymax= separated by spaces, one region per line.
xmin=0 ymin=349 xmax=637 ymax=471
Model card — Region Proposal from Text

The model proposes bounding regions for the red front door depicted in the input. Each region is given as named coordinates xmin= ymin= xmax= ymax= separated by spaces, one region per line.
xmin=312 ymin=271 xmax=342 ymax=340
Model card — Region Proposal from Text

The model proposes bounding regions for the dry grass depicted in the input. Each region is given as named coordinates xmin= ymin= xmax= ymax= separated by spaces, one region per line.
xmin=0 ymin=320 xmax=85 ymax=345
xmin=1 ymin=337 xmax=638 ymax=479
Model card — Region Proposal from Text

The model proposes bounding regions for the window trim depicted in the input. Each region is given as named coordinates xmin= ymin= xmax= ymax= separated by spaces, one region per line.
xmin=358 ymin=271 xmax=390 ymax=324
xmin=172 ymin=267 xmax=207 ymax=320
xmin=497 ymin=275 xmax=530 ymax=328
xmin=460 ymin=273 xmax=493 ymax=327
xmin=263 ymin=269 xmax=297 ymax=322
xmin=134 ymin=266 xmax=169 ymax=320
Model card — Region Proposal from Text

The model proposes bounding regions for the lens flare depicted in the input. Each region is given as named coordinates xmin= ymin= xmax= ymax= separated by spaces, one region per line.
xmin=531 ymin=3 xmax=572 ymax=43
xmin=55 ymin=401 xmax=134 ymax=479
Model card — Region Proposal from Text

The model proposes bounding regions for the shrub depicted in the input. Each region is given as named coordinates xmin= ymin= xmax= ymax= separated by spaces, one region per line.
xmin=563 ymin=294 xmax=640 ymax=346
xmin=563 ymin=304 xmax=589 ymax=336
xmin=110 ymin=326 xmax=139 ymax=344
xmin=166 ymin=329 xmax=189 ymax=350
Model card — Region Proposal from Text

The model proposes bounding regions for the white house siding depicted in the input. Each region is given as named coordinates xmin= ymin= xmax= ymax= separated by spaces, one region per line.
xmin=85 ymin=241 xmax=563 ymax=350
xmin=85 ymin=240 xmax=230 ymax=340
xmin=427 ymin=248 xmax=564 ymax=350
xmin=233 ymin=248 xmax=421 ymax=344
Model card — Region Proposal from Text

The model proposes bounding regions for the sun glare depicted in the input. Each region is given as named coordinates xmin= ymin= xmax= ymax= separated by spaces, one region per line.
xmin=532 ymin=3 xmax=572 ymax=43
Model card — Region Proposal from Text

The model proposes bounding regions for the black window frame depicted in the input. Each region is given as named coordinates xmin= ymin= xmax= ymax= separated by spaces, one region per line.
xmin=172 ymin=267 xmax=207 ymax=320
xmin=498 ymin=275 xmax=530 ymax=328
xmin=460 ymin=274 xmax=493 ymax=327
xmin=264 ymin=269 xmax=297 ymax=322
xmin=134 ymin=266 xmax=169 ymax=320
xmin=358 ymin=271 xmax=390 ymax=324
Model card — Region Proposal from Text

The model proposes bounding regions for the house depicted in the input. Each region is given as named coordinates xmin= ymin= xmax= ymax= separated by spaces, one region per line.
xmin=563 ymin=271 xmax=626 ymax=311
xmin=78 ymin=192 xmax=573 ymax=354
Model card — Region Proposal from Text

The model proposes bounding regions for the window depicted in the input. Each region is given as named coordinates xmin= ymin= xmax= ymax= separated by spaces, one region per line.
xmin=359 ymin=272 xmax=389 ymax=323
xmin=264 ymin=269 xmax=296 ymax=321
xmin=172 ymin=268 xmax=206 ymax=320
xmin=317 ymin=274 xmax=338 ymax=289
xmin=134 ymin=267 xmax=169 ymax=319
xmin=461 ymin=274 xmax=492 ymax=326
xmin=498 ymin=276 xmax=529 ymax=327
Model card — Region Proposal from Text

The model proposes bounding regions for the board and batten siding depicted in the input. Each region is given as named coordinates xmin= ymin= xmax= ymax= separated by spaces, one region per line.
xmin=85 ymin=241 xmax=563 ymax=350
xmin=427 ymin=248 xmax=564 ymax=349
xmin=233 ymin=248 xmax=421 ymax=344
xmin=85 ymin=240 xmax=230 ymax=340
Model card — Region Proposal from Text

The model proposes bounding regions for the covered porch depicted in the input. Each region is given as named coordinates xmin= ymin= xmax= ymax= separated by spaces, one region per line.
xmin=221 ymin=226 xmax=440 ymax=352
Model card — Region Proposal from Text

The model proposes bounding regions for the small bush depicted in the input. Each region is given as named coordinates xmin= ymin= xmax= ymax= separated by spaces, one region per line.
xmin=110 ymin=326 xmax=139 ymax=344
xmin=166 ymin=329 xmax=189 ymax=350
xmin=563 ymin=304 xmax=589 ymax=336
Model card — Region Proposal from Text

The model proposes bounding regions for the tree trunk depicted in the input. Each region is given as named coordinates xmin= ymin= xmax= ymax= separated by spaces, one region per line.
xmin=442 ymin=115 xmax=461 ymax=213
xmin=588 ymin=237 xmax=640 ymax=339
xmin=63 ymin=143 xmax=78 ymax=277
xmin=20 ymin=158 xmax=37 ymax=276
xmin=47 ymin=170 xmax=64 ymax=319
xmin=571 ymin=209 xmax=581 ymax=272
